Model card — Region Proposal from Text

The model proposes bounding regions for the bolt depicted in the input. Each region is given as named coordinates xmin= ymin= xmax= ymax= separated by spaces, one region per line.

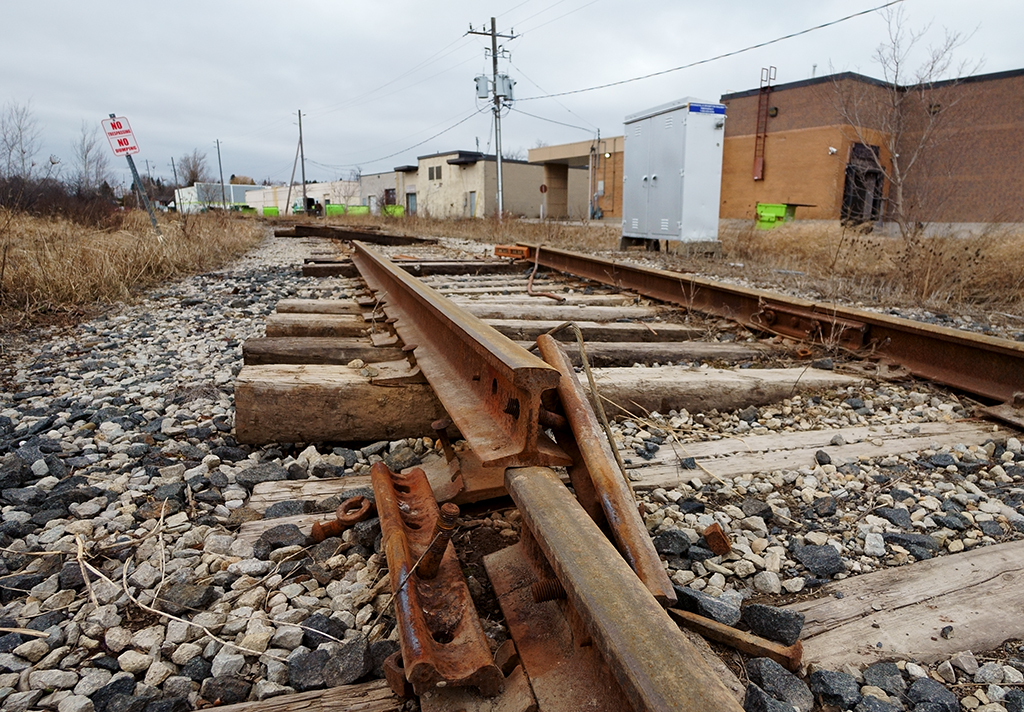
xmin=417 ymin=503 xmax=460 ymax=580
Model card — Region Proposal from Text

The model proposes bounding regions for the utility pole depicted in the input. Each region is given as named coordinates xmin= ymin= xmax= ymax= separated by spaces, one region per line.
xmin=170 ymin=157 xmax=179 ymax=186
xmin=298 ymin=110 xmax=308 ymax=214
xmin=468 ymin=18 xmax=516 ymax=220
xmin=215 ymin=139 xmax=227 ymax=209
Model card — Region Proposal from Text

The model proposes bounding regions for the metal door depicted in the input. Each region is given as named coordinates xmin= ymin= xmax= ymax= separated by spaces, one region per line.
xmin=622 ymin=118 xmax=651 ymax=237
xmin=647 ymin=109 xmax=684 ymax=238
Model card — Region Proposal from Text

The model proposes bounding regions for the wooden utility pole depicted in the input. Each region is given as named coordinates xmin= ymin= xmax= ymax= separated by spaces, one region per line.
xmin=298 ymin=110 xmax=308 ymax=214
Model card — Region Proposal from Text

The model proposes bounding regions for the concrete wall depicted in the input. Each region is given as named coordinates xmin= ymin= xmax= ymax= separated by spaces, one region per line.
xmin=360 ymin=172 xmax=398 ymax=212
xmin=244 ymin=180 xmax=360 ymax=213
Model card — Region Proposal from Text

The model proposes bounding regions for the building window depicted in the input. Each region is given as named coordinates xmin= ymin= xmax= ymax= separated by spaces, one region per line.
xmin=384 ymin=188 xmax=396 ymax=205
xmin=428 ymin=166 xmax=442 ymax=181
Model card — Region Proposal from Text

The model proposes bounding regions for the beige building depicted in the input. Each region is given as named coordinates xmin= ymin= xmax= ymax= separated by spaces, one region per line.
xmin=528 ymin=137 xmax=624 ymax=219
xmin=413 ymin=150 xmax=588 ymax=219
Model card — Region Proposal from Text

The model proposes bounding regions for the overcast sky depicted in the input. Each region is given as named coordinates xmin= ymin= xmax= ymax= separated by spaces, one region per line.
xmin=3 ymin=0 xmax=1017 ymax=189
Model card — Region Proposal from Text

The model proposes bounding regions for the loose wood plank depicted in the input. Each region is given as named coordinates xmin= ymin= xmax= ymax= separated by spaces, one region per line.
xmin=234 ymin=364 xmax=446 ymax=444
xmin=785 ymin=539 xmax=1024 ymax=670
xmin=628 ymin=422 xmax=1001 ymax=489
xmin=210 ymin=679 xmax=402 ymax=712
xmin=242 ymin=337 xmax=404 ymax=366
xmin=305 ymin=260 xmax=524 ymax=278
xmin=533 ymin=340 xmax=764 ymax=367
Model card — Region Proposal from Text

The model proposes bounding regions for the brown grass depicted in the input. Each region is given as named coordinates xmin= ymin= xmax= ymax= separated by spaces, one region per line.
xmin=0 ymin=209 xmax=265 ymax=330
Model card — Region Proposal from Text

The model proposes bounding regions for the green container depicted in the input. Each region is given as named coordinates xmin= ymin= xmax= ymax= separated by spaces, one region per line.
xmin=325 ymin=204 xmax=346 ymax=216
xmin=755 ymin=203 xmax=787 ymax=230
xmin=348 ymin=205 xmax=370 ymax=215
xmin=262 ymin=206 xmax=280 ymax=217
xmin=383 ymin=205 xmax=405 ymax=217
xmin=239 ymin=207 xmax=256 ymax=215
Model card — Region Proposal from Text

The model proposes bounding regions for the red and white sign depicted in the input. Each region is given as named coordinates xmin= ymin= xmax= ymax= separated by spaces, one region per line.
xmin=101 ymin=116 xmax=140 ymax=156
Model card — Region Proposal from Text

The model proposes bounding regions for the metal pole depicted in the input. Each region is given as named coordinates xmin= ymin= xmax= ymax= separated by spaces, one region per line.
xmin=491 ymin=17 xmax=503 ymax=221
xmin=285 ymin=135 xmax=301 ymax=216
xmin=170 ymin=157 xmax=179 ymax=186
xmin=216 ymin=139 xmax=227 ymax=209
xmin=298 ymin=110 xmax=308 ymax=215
xmin=109 ymin=115 xmax=160 ymax=234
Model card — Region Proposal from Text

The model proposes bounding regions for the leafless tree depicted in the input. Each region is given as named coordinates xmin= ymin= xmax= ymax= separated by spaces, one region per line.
xmin=69 ymin=120 xmax=110 ymax=193
xmin=177 ymin=148 xmax=212 ymax=186
xmin=832 ymin=6 xmax=979 ymax=239
xmin=0 ymin=101 xmax=42 ymax=179
xmin=502 ymin=146 xmax=526 ymax=161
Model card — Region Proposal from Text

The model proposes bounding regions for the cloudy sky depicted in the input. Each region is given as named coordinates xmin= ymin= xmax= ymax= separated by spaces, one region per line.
xmin=3 ymin=0 xmax=1017 ymax=189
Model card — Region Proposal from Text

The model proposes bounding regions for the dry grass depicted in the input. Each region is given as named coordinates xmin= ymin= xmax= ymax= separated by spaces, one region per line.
xmin=718 ymin=221 xmax=1024 ymax=310
xmin=0 ymin=209 xmax=265 ymax=330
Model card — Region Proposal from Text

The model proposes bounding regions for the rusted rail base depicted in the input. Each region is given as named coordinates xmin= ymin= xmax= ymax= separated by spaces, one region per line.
xmin=371 ymin=462 xmax=503 ymax=697
xmin=502 ymin=467 xmax=743 ymax=712
xmin=520 ymin=243 xmax=1024 ymax=404
xmin=353 ymin=241 xmax=569 ymax=468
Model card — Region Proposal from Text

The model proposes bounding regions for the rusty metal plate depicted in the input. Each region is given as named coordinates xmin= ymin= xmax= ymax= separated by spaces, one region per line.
xmin=371 ymin=462 xmax=503 ymax=697
xmin=353 ymin=242 xmax=570 ymax=469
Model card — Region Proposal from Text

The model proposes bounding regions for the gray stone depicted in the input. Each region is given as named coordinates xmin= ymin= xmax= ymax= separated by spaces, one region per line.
xmin=264 ymin=501 xmax=311 ymax=519
xmin=226 ymin=558 xmax=272 ymax=577
xmin=950 ymin=650 xmax=980 ymax=675
xmin=199 ymin=675 xmax=251 ymax=705
xmin=29 ymin=669 xmax=79 ymax=690
xmin=744 ymin=683 xmax=794 ymax=712
xmin=794 ymin=545 xmax=846 ymax=577
xmin=976 ymin=662 xmax=1005 ymax=684
xmin=673 ymin=586 xmax=741 ymax=626
xmin=58 ymin=694 xmax=95 ymax=712
xmin=253 ymin=680 xmax=292 ymax=700
xmin=13 ymin=638 xmax=50 ymax=662
xmin=210 ymin=651 xmax=245 ymax=677
xmin=1004 ymin=689 xmax=1024 ymax=712
xmin=321 ymin=636 xmax=370 ymax=687
xmin=809 ymin=669 xmax=861 ymax=709
xmin=907 ymin=677 xmax=959 ymax=712
xmin=652 ymin=529 xmax=690 ymax=556
xmin=863 ymin=532 xmax=886 ymax=557
xmin=854 ymin=696 xmax=902 ymax=712
xmin=746 ymin=657 xmax=813 ymax=712
xmin=236 ymin=463 xmax=288 ymax=490
xmin=875 ymin=507 xmax=912 ymax=529
xmin=4 ymin=690 xmax=44 ymax=712
xmin=157 ymin=583 xmax=219 ymax=615
xmin=254 ymin=524 xmax=308 ymax=560
xmin=862 ymin=661 xmax=905 ymax=696
xmin=288 ymin=649 xmax=329 ymax=692
xmin=741 ymin=604 xmax=804 ymax=646
xmin=117 ymin=650 xmax=152 ymax=674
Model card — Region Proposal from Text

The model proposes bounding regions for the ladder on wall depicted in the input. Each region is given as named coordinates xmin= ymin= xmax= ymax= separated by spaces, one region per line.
xmin=752 ymin=66 xmax=776 ymax=181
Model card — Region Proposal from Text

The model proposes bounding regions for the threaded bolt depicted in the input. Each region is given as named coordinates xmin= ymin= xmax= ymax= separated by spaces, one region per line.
xmin=531 ymin=578 xmax=567 ymax=603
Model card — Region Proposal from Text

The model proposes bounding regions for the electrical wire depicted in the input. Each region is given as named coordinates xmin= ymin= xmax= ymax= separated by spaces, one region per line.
xmin=508 ymin=58 xmax=599 ymax=130
xmin=517 ymin=0 xmax=603 ymax=34
xmin=302 ymin=108 xmax=489 ymax=170
xmin=509 ymin=106 xmax=594 ymax=133
xmin=517 ymin=0 xmax=904 ymax=101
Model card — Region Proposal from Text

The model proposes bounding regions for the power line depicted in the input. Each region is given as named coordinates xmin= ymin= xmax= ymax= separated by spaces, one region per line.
xmin=304 ymin=108 xmax=489 ymax=170
xmin=508 ymin=58 xmax=598 ymax=130
xmin=517 ymin=0 xmax=602 ymax=34
xmin=518 ymin=0 xmax=904 ymax=101
xmin=509 ymin=106 xmax=594 ymax=133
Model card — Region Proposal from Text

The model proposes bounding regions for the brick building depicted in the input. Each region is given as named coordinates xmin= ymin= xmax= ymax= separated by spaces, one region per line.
xmin=719 ymin=69 xmax=1024 ymax=225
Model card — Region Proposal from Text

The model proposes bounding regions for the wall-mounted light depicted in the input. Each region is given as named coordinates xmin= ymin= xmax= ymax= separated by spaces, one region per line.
xmin=604 ymin=152 xmax=611 ymax=158
xmin=767 ymin=107 xmax=779 ymax=117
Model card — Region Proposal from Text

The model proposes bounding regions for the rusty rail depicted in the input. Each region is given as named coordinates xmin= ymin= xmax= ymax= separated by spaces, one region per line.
xmin=372 ymin=462 xmax=504 ymax=697
xmin=519 ymin=243 xmax=1024 ymax=404
xmin=352 ymin=241 xmax=570 ymax=468
xmin=536 ymin=334 xmax=676 ymax=607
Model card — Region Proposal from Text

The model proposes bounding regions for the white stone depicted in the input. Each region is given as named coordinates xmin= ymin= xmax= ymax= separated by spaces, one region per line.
xmin=29 ymin=670 xmax=78 ymax=690
xmin=864 ymin=532 xmax=886 ymax=557
xmin=117 ymin=650 xmax=153 ymax=674
xmin=57 ymin=694 xmax=94 ymax=712
xmin=170 ymin=643 xmax=203 ymax=665
xmin=782 ymin=577 xmax=805 ymax=594
xmin=143 ymin=661 xmax=174 ymax=687
xmin=752 ymin=571 xmax=782 ymax=594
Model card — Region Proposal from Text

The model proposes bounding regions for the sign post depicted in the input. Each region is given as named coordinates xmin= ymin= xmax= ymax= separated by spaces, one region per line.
xmin=102 ymin=114 xmax=161 ymax=235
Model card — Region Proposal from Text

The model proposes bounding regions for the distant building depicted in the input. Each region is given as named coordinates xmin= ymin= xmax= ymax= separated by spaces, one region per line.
xmin=529 ymin=137 xmax=623 ymax=220
xmin=244 ymin=180 xmax=360 ymax=215
xmin=174 ymin=183 xmax=256 ymax=213
xmin=413 ymin=150 xmax=588 ymax=219
xmin=719 ymin=68 xmax=1024 ymax=226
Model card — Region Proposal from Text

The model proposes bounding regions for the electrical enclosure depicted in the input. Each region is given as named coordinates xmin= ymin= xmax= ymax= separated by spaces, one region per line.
xmin=475 ymin=76 xmax=489 ymax=99
xmin=622 ymin=97 xmax=726 ymax=243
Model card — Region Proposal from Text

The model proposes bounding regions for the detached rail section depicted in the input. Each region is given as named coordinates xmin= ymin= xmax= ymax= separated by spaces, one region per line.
xmin=519 ymin=243 xmax=1024 ymax=408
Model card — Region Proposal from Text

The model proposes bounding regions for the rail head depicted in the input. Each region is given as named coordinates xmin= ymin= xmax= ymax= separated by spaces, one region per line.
xmin=352 ymin=241 xmax=568 ymax=468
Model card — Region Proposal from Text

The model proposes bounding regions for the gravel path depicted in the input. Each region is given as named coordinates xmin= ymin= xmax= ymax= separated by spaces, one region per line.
xmin=0 ymin=233 xmax=1021 ymax=712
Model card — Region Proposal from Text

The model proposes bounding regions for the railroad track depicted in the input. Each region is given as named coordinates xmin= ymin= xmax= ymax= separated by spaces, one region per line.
xmin=227 ymin=235 xmax=1024 ymax=712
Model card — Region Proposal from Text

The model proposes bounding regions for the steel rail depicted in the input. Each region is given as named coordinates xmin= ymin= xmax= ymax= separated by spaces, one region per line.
xmin=506 ymin=466 xmax=744 ymax=712
xmin=519 ymin=243 xmax=1024 ymax=404
xmin=351 ymin=241 xmax=569 ymax=468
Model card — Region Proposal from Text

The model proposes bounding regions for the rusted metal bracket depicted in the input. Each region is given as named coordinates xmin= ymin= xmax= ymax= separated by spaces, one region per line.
xmin=372 ymin=462 xmax=504 ymax=697
xmin=491 ymin=467 xmax=744 ymax=712
xmin=536 ymin=334 xmax=676 ymax=607
xmin=352 ymin=241 xmax=571 ymax=468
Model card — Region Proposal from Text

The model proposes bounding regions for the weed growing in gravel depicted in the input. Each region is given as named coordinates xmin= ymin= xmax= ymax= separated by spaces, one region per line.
xmin=0 ymin=209 xmax=264 ymax=328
